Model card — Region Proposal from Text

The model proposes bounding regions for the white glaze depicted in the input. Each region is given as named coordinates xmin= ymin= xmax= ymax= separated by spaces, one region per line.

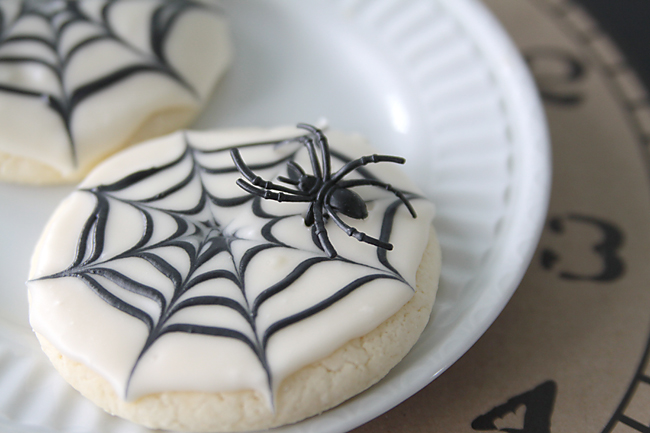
xmin=27 ymin=126 xmax=435 ymax=404
xmin=0 ymin=0 xmax=231 ymax=179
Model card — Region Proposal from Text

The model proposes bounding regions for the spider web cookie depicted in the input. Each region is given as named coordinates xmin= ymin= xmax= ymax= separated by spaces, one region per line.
xmin=0 ymin=0 xmax=231 ymax=184
xmin=27 ymin=125 xmax=439 ymax=431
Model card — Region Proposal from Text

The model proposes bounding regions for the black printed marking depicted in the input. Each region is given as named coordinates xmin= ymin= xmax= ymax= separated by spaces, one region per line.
xmin=472 ymin=380 xmax=557 ymax=433
xmin=524 ymin=47 xmax=587 ymax=106
xmin=541 ymin=214 xmax=624 ymax=282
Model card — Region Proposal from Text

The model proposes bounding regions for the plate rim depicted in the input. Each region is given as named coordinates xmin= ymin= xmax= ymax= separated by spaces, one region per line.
xmin=282 ymin=0 xmax=551 ymax=431
xmin=0 ymin=0 xmax=551 ymax=431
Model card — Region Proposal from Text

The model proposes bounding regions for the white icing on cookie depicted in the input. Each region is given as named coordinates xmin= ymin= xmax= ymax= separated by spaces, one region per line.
xmin=0 ymin=0 xmax=231 ymax=181
xmin=27 ymin=126 xmax=435 ymax=405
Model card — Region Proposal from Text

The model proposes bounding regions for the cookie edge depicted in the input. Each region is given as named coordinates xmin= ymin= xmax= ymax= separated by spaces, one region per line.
xmin=34 ymin=228 xmax=441 ymax=432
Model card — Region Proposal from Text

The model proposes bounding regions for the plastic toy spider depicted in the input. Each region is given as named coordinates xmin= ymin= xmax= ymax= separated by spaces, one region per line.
xmin=230 ymin=124 xmax=417 ymax=258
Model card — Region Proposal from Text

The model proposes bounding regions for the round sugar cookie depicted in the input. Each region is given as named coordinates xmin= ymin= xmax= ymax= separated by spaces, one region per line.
xmin=0 ymin=0 xmax=232 ymax=184
xmin=27 ymin=125 xmax=441 ymax=431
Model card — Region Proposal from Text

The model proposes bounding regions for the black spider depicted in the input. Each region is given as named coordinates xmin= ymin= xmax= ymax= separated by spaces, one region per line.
xmin=230 ymin=124 xmax=417 ymax=258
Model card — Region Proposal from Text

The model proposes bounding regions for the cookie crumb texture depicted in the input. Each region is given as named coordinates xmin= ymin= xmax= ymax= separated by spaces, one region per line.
xmin=0 ymin=0 xmax=231 ymax=184
xmin=28 ymin=126 xmax=440 ymax=431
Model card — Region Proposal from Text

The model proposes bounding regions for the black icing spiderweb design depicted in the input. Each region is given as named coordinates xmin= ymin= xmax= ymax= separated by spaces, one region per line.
xmin=37 ymin=131 xmax=421 ymax=396
xmin=0 ymin=0 xmax=208 ymax=164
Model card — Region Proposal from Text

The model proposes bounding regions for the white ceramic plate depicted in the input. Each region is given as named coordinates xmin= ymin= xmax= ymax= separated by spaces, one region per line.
xmin=0 ymin=0 xmax=550 ymax=432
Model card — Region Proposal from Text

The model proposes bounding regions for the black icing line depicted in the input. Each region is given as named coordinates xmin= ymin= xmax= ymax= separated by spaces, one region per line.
xmin=1 ymin=35 xmax=56 ymax=50
xmin=238 ymin=243 xmax=283 ymax=284
xmin=261 ymin=273 xmax=402 ymax=350
xmin=79 ymin=192 xmax=109 ymax=268
xmin=168 ymin=296 xmax=254 ymax=329
xmin=125 ymin=208 xmax=154 ymax=253
xmin=69 ymin=63 xmax=194 ymax=112
xmin=252 ymin=196 xmax=284 ymax=219
xmin=201 ymin=152 xmax=298 ymax=175
xmin=0 ymin=0 xmax=209 ymax=168
xmin=207 ymin=190 xmax=255 ymax=208
xmin=191 ymin=133 xmax=309 ymax=155
xmin=150 ymin=0 xmax=209 ymax=67
xmin=138 ymin=162 xmax=196 ymax=203
xmin=251 ymin=256 xmax=332 ymax=318
xmin=260 ymin=217 xmax=293 ymax=247
xmin=77 ymin=273 xmax=154 ymax=332
xmin=194 ymin=232 xmax=234 ymax=270
xmin=251 ymin=196 xmax=299 ymax=247
xmin=377 ymin=197 xmax=419 ymax=282
xmin=90 ymin=141 xmax=190 ymax=193
xmin=100 ymin=0 xmax=193 ymax=92
xmin=0 ymin=57 xmax=61 ymax=79
xmin=182 ymin=270 xmax=240 ymax=296
xmin=134 ymin=251 xmax=184 ymax=290
xmin=85 ymin=267 xmax=167 ymax=312
xmin=158 ymin=323 xmax=262 ymax=364
xmin=65 ymin=34 xmax=116 ymax=66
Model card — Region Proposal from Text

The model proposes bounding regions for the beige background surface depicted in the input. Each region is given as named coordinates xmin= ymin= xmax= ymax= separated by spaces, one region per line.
xmin=353 ymin=1 xmax=650 ymax=432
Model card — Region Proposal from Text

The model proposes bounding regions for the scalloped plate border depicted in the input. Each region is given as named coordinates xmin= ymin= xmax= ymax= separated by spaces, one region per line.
xmin=282 ymin=0 xmax=551 ymax=432
xmin=0 ymin=0 xmax=550 ymax=432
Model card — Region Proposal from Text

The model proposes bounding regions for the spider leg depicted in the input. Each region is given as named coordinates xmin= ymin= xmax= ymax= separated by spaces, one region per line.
xmin=279 ymin=161 xmax=307 ymax=185
xmin=325 ymin=203 xmax=394 ymax=251
xmin=298 ymin=135 xmax=323 ymax=182
xmin=336 ymin=179 xmax=417 ymax=218
xmin=298 ymin=124 xmax=331 ymax=181
xmin=313 ymin=203 xmax=337 ymax=258
xmin=277 ymin=176 xmax=299 ymax=185
xmin=331 ymin=154 xmax=405 ymax=183
xmin=304 ymin=203 xmax=315 ymax=226
xmin=287 ymin=160 xmax=306 ymax=177
xmin=230 ymin=148 xmax=307 ymax=195
xmin=236 ymin=179 xmax=313 ymax=202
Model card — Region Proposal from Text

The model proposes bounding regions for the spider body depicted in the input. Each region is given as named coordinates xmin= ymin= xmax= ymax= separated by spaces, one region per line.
xmin=327 ymin=188 xmax=369 ymax=220
xmin=231 ymin=124 xmax=417 ymax=258
xmin=284 ymin=160 xmax=368 ymax=221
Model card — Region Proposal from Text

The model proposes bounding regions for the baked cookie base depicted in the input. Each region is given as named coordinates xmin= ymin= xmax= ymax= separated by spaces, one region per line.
xmin=35 ymin=229 xmax=441 ymax=432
